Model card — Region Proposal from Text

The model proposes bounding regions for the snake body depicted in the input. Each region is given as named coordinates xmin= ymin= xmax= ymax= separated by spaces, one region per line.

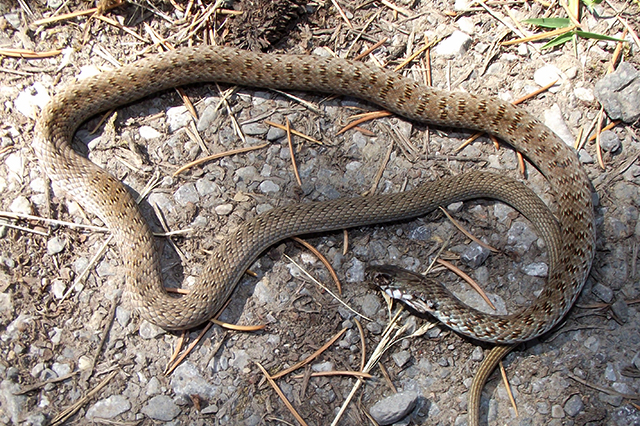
xmin=34 ymin=46 xmax=594 ymax=340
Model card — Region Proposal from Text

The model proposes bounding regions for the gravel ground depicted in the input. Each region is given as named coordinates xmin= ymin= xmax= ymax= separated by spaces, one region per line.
xmin=0 ymin=1 xmax=639 ymax=425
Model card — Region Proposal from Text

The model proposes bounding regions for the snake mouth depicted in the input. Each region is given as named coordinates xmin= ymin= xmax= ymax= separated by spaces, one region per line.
xmin=366 ymin=264 xmax=439 ymax=314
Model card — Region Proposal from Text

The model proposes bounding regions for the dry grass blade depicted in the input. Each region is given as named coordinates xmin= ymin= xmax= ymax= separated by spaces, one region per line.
xmin=210 ymin=318 xmax=265 ymax=332
xmin=286 ymin=118 xmax=302 ymax=186
xmin=50 ymin=370 xmax=119 ymax=425
xmin=291 ymin=371 xmax=373 ymax=379
xmin=330 ymin=0 xmax=353 ymax=28
xmin=292 ymin=236 xmax=343 ymax=295
xmin=256 ymin=362 xmax=309 ymax=426
xmin=436 ymin=258 xmax=497 ymax=310
xmin=394 ymin=37 xmax=441 ymax=72
xmin=438 ymin=206 xmax=499 ymax=253
xmin=164 ymin=322 xmax=214 ymax=375
xmin=173 ymin=143 xmax=268 ymax=176
xmin=271 ymin=328 xmax=347 ymax=379
xmin=31 ymin=0 xmax=123 ymax=26
xmin=284 ymin=254 xmax=371 ymax=320
xmin=499 ymin=361 xmax=518 ymax=415
xmin=337 ymin=111 xmax=392 ymax=135
xmin=343 ymin=229 xmax=349 ymax=255
xmin=353 ymin=37 xmax=388 ymax=61
xmin=380 ymin=0 xmax=413 ymax=16
xmin=264 ymin=120 xmax=323 ymax=144
xmin=355 ymin=318 xmax=366 ymax=372
xmin=595 ymin=107 xmax=606 ymax=169
xmin=0 ymin=48 xmax=62 ymax=58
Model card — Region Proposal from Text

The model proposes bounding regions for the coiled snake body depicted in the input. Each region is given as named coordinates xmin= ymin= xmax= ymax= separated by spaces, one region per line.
xmin=34 ymin=46 xmax=595 ymax=421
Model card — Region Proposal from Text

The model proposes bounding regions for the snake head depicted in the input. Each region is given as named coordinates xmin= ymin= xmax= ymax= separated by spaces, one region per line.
xmin=366 ymin=264 xmax=438 ymax=314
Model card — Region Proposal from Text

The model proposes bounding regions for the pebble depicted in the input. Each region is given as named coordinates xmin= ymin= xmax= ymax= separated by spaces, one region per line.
xmin=96 ymin=260 xmax=116 ymax=277
xmin=523 ymin=262 xmax=548 ymax=277
xmin=435 ymin=30 xmax=472 ymax=58
xmin=85 ymin=395 xmax=131 ymax=419
xmin=46 ymin=236 xmax=66 ymax=255
xmin=592 ymin=283 xmax=613 ymax=303
xmin=594 ymin=62 xmax=640 ymax=123
xmin=14 ymin=82 xmax=51 ymax=119
xmin=369 ymin=390 xmax=419 ymax=425
xmin=457 ymin=17 xmax=475 ymax=34
xmin=460 ymin=242 xmax=490 ymax=269
xmin=166 ymin=106 xmax=191 ymax=132
xmin=5 ymin=153 xmax=25 ymax=183
xmin=392 ymin=351 xmax=412 ymax=368
xmin=51 ymin=362 xmax=70 ymax=377
xmin=214 ymin=204 xmax=234 ymax=215
xmin=551 ymin=404 xmax=565 ymax=418
xmin=611 ymin=299 xmax=629 ymax=323
xmin=9 ymin=196 xmax=32 ymax=215
xmin=471 ymin=346 xmax=484 ymax=362
xmin=266 ymin=126 xmax=286 ymax=141
xmin=174 ymin=183 xmax=199 ymax=206
xmin=506 ymin=221 xmax=538 ymax=255
xmin=583 ymin=335 xmax=600 ymax=352
xmin=599 ymin=130 xmax=621 ymax=153
xmin=259 ymin=180 xmax=280 ymax=193
xmin=447 ymin=201 xmax=463 ymax=213
xmin=196 ymin=102 xmax=219 ymax=132
xmin=574 ymin=87 xmax=594 ymax=102
xmin=141 ymin=395 xmax=180 ymax=421
xmin=139 ymin=320 xmax=165 ymax=339
xmin=544 ymin=104 xmax=574 ymax=147
xmin=116 ymin=306 xmax=131 ymax=328
xmin=578 ymin=149 xmax=594 ymax=164
xmin=0 ymin=379 xmax=26 ymax=424
xmin=195 ymin=177 xmax=220 ymax=197
xmin=138 ymin=125 xmax=161 ymax=139
xmin=170 ymin=362 xmax=218 ymax=399
xmin=564 ymin=394 xmax=584 ymax=417
xmin=345 ymin=258 xmax=365 ymax=282
xmin=493 ymin=203 xmax=514 ymax=223
xmin=240 ymin=122 xmax=268 ymax=136
xmin=311 ymin=361 xmax=334 ymax=372
xmin=534 ymin=65 xmax=564 ymax=92
xmin=360 ymin=294 xmax=381 ymax=317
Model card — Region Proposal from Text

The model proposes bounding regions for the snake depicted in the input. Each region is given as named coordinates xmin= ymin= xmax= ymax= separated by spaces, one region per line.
xmin=33 ymin=46 xmax=595 ymax=424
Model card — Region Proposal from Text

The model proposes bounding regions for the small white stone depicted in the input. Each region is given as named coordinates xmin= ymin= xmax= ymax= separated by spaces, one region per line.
xmin=574 ymin=87 xmax=595 ymax=102
xmin=259 ymin=180 xmax=280 ymax=193
xmin=166 ymin=106 xmax=191 ymax=133
xmin=457 ymin=17 xmax=475 ymax=34
xmin=5 ymin=152 xmax=24 ymax=183
xmin=51 ymin=279 xmax=66 ymax=299
xmin=77 ymin=65 xmax=102 ymax=80
xmin=534 ymin=65 xmax=565 ymax=93
xmin=139 ymin=125 xmax=162 ymax=139
xmin=544 ymin=104 xmax=574 ymax=147
xmin=47 ymin=237 xmax=66 ymax=255
xmin=15 ymin=82 xmax=50 ymax=119
xmin=10 ymin=196 xmax=32 ymax=215
xmin=435 ymin=30 xmax=472 ymax=58
xmin=214 ymin=204 xmax=234 ymax=215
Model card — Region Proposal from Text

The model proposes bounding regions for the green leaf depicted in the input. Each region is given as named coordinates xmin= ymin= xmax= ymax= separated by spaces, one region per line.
xmin=582 ymin=0 xmax=603 ymax=5
xmin=574 ymin=31 xmax=626 ymax=42
xmin=523 ymin=18 xmax=572 ymax=29
xmin=541 ymin=32 xmax=576 ymax=49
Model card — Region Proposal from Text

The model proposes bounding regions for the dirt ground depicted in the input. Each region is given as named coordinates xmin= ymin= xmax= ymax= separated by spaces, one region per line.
xmin=0 ymin=0 xmax=639 ymax=425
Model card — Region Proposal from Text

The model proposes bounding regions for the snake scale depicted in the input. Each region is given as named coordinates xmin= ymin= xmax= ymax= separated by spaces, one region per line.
xmin=34 ymin=46 xmax=595 ymax=421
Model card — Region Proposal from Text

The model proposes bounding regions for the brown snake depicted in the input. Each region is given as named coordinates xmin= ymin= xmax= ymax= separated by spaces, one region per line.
xmin=34 ymin=46 xmax=595 ymax=422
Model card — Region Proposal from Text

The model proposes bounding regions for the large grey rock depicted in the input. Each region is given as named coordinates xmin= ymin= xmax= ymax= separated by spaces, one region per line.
xmin=369 ymin=390 xmax=419 ymax=425
xmin=594 ymin=62 xmax=640 ymax=123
